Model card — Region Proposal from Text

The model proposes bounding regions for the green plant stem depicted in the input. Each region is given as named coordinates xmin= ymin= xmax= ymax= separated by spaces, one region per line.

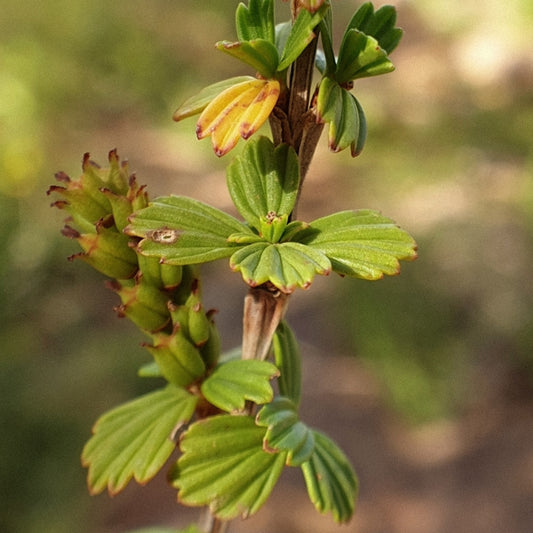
xmin=209 ymin=5 xmax=320 ymax=531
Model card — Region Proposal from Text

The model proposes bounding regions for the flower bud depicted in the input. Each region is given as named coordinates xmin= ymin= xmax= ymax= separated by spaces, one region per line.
xmin=63 ymin=220 xmax=138 ymax=280
xmin=48 ymin=169 xmax=110 ymax=231
xmin=199 ymin=310 xmax=221 ymax=370
xmin=109 ymin=278 xmax=171 ymax=333
xmin=187 ymin=300 xmax=211 ymax=348
xmin=144 ymin=328 xmax=206 ymax=387
xmin=101 ymin=174 xmax=149 ymax=232
xmin=137 ymin=254 xmax=183 ymax=290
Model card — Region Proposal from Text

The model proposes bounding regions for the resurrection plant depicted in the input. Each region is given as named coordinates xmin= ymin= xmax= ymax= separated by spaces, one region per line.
xmin=48 ymin=2 xmax=416 ymax=532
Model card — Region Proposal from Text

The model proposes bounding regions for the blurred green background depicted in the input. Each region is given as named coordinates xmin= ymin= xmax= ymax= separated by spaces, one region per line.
xmin=1 ymin=1 xmax=532 ymax=532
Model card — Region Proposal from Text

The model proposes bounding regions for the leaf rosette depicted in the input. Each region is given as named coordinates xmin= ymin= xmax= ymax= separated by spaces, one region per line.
xmin=127 ymin=137 xmax=416 ymax=291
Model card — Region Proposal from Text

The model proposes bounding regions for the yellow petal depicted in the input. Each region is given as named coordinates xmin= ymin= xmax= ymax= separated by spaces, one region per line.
xmin=239 ymin=80 xmax=280 ymax=140
xmin=196 ymin=78 xmax=281 ymax=156
xmin=196 ymin=79 xmax=266 ymax=139
xmin=208 ymin=87 xmax=264 ymax=156
xmin=210 ymin=107 xmax=246 ymax=156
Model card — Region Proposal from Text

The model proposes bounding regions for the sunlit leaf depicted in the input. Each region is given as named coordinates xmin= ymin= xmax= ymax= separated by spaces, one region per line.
xmin=278 ymin=4 xmax=328 ymax=71
xmin=256 ymin=397 xmax=314 ymax=466
xmin=82 ymin=386 xmax=197 ymax=496
xmin=196 ymin=79 xmax=280 ymax=156
xmin=226 ymin=137 xmax=300 ymax=232
xmin=273 ymin=321 xmax=302 ymax=406
xmin=216 ymin=40 xmax=279 ymax=79
xmin=229 ymin=241 xmax=331 ymax=292
xmin=171 ymin=415 xmax=287 ymax=519
xmin=316 ymin=77 xmax=367 ymax=156
xmin=235 ymin=0 xmax=275 ymax=42
xmin=173 ymin=76 xmax=255 ymax=122
xmin=336 ymin=30 xmax=394 ymax=84
xmin=294 ymin=210 xmax=417 ymax=279
xmin=301 ymin=430 xmax=358 ymax=523
xmin=201 ymin=359 xmax=279 ymax=412
xmin=126 ymin=196 xmax=250 ymax=265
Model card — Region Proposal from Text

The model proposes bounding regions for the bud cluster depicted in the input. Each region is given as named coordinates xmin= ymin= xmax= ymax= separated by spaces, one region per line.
xmin=48 ymin=150 xmax=220 ymax=386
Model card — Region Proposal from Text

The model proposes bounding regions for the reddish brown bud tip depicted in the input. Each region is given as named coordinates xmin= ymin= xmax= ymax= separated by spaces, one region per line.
xmin=54 ymin=171 xmax=71 ymax=183
xmin=108 ymin=148 xmax=119 ymax=164
xmin=61 ymin=225 xmax=81 ymax=239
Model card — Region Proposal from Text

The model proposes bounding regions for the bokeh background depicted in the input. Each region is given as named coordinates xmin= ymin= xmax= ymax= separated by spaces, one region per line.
xmin=1 ymin=1 xmax=532 ymax=532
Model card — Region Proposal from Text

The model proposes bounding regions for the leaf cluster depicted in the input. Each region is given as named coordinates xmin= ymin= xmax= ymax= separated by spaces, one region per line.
xmin=173 ymin=0 xmax=403 ymax=158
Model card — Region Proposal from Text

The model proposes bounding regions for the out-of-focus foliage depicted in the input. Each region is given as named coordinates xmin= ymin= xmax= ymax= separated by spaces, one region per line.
xmin=1 ymin=0 xmax=533 ymax=532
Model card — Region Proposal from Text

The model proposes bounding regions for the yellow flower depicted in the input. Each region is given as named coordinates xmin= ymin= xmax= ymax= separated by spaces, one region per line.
xmin=195 ymin=78 xmax=280 ymax=157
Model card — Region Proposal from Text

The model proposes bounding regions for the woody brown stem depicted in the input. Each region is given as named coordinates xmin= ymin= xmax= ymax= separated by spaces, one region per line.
xmin=242 ymin=284 xmax=289 ymax=362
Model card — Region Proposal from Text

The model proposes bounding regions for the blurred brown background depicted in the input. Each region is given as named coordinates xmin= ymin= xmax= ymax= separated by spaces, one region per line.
xmin=1 ymin=1 xmax=532 ymax=532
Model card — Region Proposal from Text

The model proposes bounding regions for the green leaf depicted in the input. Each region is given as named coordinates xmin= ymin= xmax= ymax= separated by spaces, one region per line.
xmin=226 ymin=137 xmax=300 ymax=233
xmin=216 ymin=39 xmax=279 ymax=79
xmin=294 ymin=210 xmax=417 ymax=280
xmin=256 ymin=397 xmax=314 ymax=466
xmin=201 ymin=359 xmax=279 ymax=412
xmin=173 ymin=76 xmax=256 ymax=121
xmin=82 ymin=385 xmax=197 ymax=496
xmin=126 ymin=196 xmax=251 ymax=265
xmin=317 ymin=9 xmax=335 ymax=75
xmin=302 ymin=430 xmax=358 ymax=523
xmin=275 ymin=21 xmax=291 ymax=58
xmin=316 ymin=77 xmax=367 ymax=155
xmin=171 ymin=414 xmax=287 ymax=520
xmin=336 ymin=30 xmax=394 ymax=84
xmin=301 ymin=430 xmax=358 ymax=523
xmin=278 ymin=5 xmax=328 ymax=71
xmin=273 ymin=321 xmax=302 ymax=406
xmin=229 ymin=241 xmax=331 ymax=292
xmin=227 ymin=231 xmax=263 ymax=245
xmin=346 ymin=2 xmax=403 ymax=54
xmin=235 ymin=0 xmax=275 ymax=42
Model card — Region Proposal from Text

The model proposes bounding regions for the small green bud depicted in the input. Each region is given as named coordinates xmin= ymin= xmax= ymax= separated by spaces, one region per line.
xmin=259 ymin=212 xmax=288 ymax=243
xmin=187 ymin=301 xmax=211 ymax=347
xmin=168 ymin=301 xmax=190 ymax=337
xmin=101 ymin=174 xmax=149 ymax=232
xmin=137 ymin=254 xmax=183 ymax=290
xmin=109 ymin=278 xmax=171 ymax=332
xmin=48 ymin=170 xmax=110 ymax=230
xmin=62 ymin=221 xmax=138 ymax=279
xmin=144 ymin=328 xmax=206 ymax=387
xmin=199 ymin=310 xmax=221 ymax=369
